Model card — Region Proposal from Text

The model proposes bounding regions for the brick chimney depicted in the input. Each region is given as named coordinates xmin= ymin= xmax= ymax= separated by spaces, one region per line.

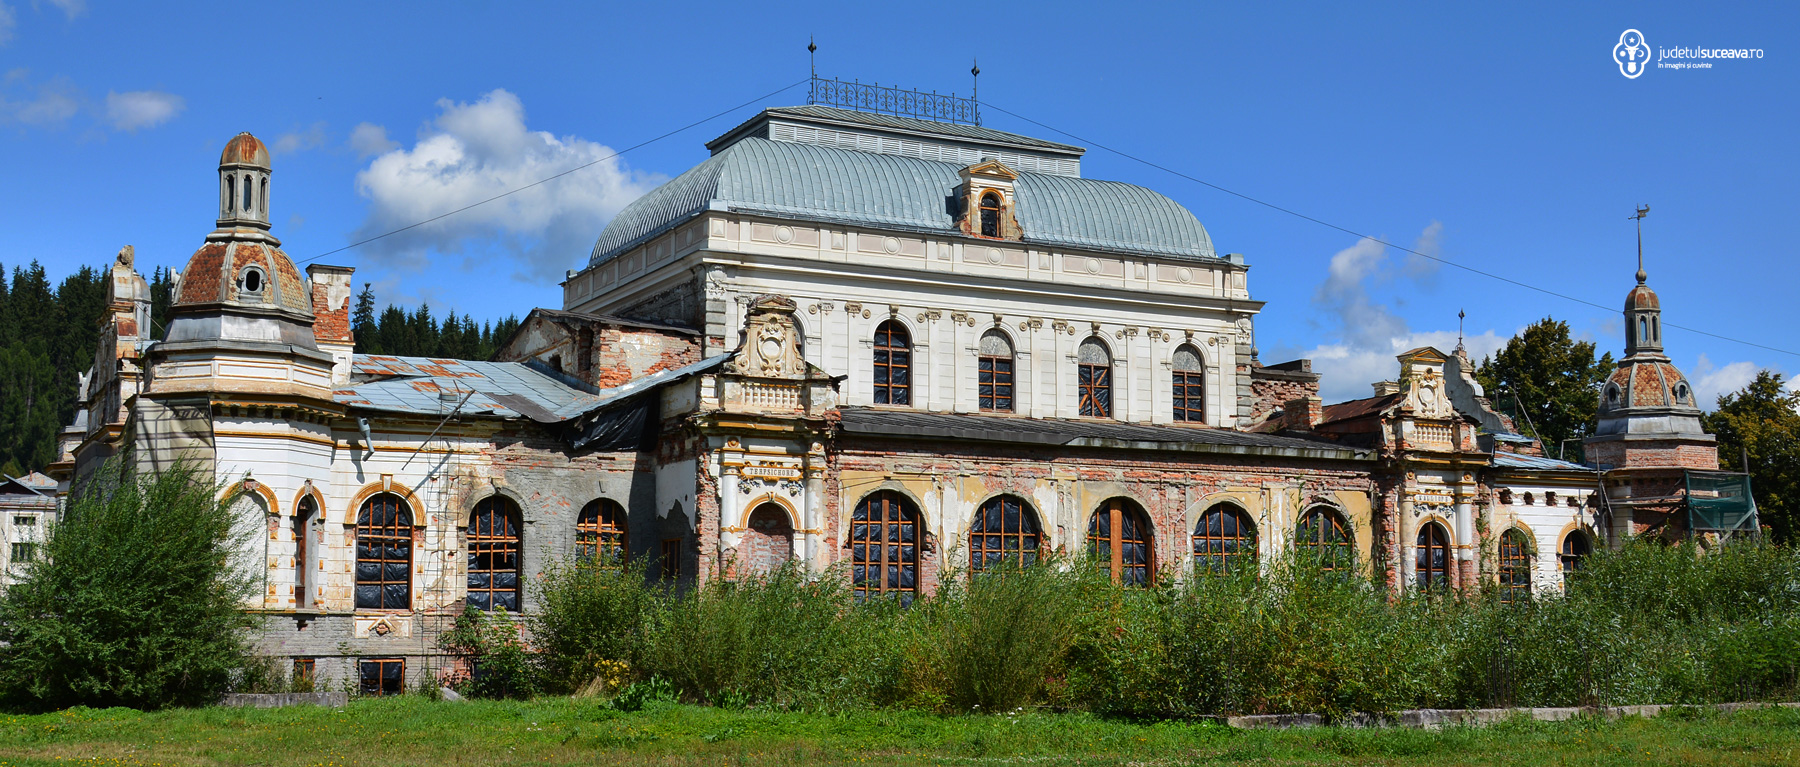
xmin=1373 ymin=380 xmax=1401 ymax=396
xmin=306 ymin=264 xmax=356 ymax=385
xmin=1281 ymin=396 xmax=1323 ymax=431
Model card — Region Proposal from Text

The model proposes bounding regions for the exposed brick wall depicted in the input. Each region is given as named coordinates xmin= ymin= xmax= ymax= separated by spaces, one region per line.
xmin=1249 ymin=360 xmax=1321 ymax=422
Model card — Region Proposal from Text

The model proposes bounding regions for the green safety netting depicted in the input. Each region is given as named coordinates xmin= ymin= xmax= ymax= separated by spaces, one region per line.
xmin=1685 ymin=471 xmax=1759 ymax=534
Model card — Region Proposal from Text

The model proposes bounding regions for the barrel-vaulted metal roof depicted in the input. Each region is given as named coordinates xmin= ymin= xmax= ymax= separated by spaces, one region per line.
xmin=588 ymin=137 xmax=1219 ymax=267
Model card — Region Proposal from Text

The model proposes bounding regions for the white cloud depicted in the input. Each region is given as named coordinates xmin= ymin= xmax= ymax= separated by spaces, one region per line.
xmin=273 ymin=121 xmax=327 ymax=155
xmin=0 ymin=74 xmax=78 ymax=126
xmin=1688 ymin=355 xmax=1763 ymax=409
xmin=0 ymin=4 xmax=16 ymax=46
xmin=351 ymin=89 xmax=662 ymax=282
xmin=104 ymin=89 xmax=183 ymax=131
xmin=1302 ymin=330 xmax=1511 ymax=403
xmin=348 ymin=122 xmax=398 ymax=157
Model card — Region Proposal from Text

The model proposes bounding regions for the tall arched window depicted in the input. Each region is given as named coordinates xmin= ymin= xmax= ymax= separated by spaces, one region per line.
xmin=1193 ymin=503 xmax=1256 ymax=574
xmin=850 ymin=491 xmax=919 ymax=603
xmin=979 ymin=192 xmax=1001 ymax=237
xmin=969 ymin=494 xmax=1041 ymax=575
xmin=1087 ymin=498 xmax=1153 ymax=585
xmin=259 ymin=177 xmax=268 ymax=217
xmin=242 ymin=172 xmax=253 ymax=212
xmin=576 ymin=499 xmax=627 ymax=563
xmin=293 ymin=496 xmax=317 ymax=609
xmin=226 ymin=176 xmax=235 ymax=215
xmin=1171 ymin=343 xmax=1205 ymax=422
xmin=1559 ymin=530 xmax=1591 ymax=573
xmin=978 ymin=329 xmax=1014 ymax=412
xmin=1415 ymin=522 xmax=1452 ymax=590
xmin=355 ymin=494 xmax=413 ymax=610
xmin=1077 ymin=337 xmax=1112 ymax=418
xmin=872 ymin=321 xmax=912 ymax=406
xmin=1295 ymin=507 xmax=1353 ymax=573
xmin=468 ymin=497 xmax=522 ymax=611
xmin=1499 ymin=528 xmax=1532 ymax=603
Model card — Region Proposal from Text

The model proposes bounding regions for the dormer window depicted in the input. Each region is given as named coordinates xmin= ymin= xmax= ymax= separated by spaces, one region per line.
xmin=239 ymin=266 xmax=265 ymax=294
xmin=979 ymin=192 xmax=1001 ymax=237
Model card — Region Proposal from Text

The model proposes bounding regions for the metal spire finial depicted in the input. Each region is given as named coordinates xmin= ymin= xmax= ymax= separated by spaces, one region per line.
xmin=808 ymin=38 xmax=817 ymax=78
xmin=1457 ymin=309 xmax=1466 ymax=352
xmin=1631 ymin=204 xmax=1650 ymax=284
xmin=971 ymin=58 xmax=980 ymax=102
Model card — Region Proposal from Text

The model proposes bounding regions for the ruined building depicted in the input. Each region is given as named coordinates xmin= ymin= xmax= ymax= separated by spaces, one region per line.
xmin=51 ymin=92 xmax=1748 ymax=692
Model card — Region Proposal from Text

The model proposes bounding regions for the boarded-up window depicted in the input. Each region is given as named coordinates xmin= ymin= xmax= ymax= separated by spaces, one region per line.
xmin=1078 ymin=337 xmax=1112 ymax=418
xmin=1295 ymin=507 xmax=1354 ymax=574
xmin=1415 ymin=522 xmax=1452 ymax=590
xmin=978 ymin=330 xmax=1014 ymax=412
xmin=1500 ymin=528 xmax=1532 ymax=602
xmin=742 ymin=504 xmax=794 ymax=576
xmin=467 ymin=497 xmax=521 ymax=612
xmin=576 ymin=499 xmax=627 ymax=564
xmin=968 ymin=495 xmax=1041 ymax=575
xmin=1087 ymin=497 xmax=1153 ymax=586
xmin=355 ymin=494 xmax=412 ymax=610
xmin=1193 ymin=504 xmax=1256 ymax=574
xmin=851 ymin=491 xmax=919 ymax=602
xmin=873 ymin=321 xmax=912 ymax=405
xmin=1171 ymin=344 xmax=1205 ymax=423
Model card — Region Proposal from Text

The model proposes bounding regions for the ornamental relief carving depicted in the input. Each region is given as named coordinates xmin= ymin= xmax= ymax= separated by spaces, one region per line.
xmin=724 ymin=295 xmax=807 ymax=379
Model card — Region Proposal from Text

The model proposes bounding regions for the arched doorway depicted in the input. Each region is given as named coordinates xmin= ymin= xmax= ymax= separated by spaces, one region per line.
xmin=742 ymin=503 xmax=795 ymax=576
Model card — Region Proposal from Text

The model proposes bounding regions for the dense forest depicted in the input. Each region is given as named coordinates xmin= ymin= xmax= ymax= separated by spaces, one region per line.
xmin=0 ymin=260 xmax=517 ymax=476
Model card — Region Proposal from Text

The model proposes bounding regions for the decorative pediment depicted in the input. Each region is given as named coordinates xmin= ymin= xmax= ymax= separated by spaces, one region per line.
xmin=1402 ymin=369 xmax=1455 ymax=419
xmin=725 ymin=294 xmax=808 ymax=379
xmin=961 ymin=159 xmax=1019 ymax=180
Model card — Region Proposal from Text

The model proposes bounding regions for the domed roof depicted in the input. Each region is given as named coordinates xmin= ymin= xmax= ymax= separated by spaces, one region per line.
xmin=1626 ymin=283 xmax=1659 ymax=311
xmin=220 ymin=132 xmax=270 ymax=168
xmin=173 ymin=240 xmax=313 ymax=320
xmin=1603 ymin=359 xmax=1696 ymax=412
xmin=589 ymin=137 xmax=1218 ymax=266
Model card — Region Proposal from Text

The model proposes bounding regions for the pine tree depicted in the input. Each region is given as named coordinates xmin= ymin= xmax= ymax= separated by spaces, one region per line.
xmin=352 ymin=283 xmax=377 ymax=353
xmin=149 ymin=266 xmax=174 ymax=342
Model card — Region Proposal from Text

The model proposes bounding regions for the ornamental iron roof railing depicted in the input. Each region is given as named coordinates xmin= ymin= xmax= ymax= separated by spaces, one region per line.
xmin=806 ymin=76 xmax=981 ymax=126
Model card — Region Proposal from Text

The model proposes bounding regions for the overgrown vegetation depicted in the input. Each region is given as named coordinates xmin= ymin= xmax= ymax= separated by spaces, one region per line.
xmin=0 ymin=460 xmax=256 ymax=711
xmin=455 ymin=542 xmax=1800 ymax=719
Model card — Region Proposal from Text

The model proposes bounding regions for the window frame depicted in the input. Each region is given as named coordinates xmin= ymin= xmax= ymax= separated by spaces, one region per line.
xmin=979 ymin=191 xmax=1002 ymax=237
xmin=850 ymin=491 xmax=920 ymax=602
xmin=1087 ymin=497 xmax=1154 ymax=586
xmin=978 ymin=329 xmax=1015 ymax=412
xmin=354 ymin=494 xmax=413 ymax=611
xmin=467 ymin=496 xmax=522 ymax=612
xmin=576 ymin=499 xmax=628 ymax=565
xmin=872 ymin=320 xmax=913 ymax=406
xmin=659 ymin=538 xmax=681 ymax=582
xmin=1415 ymin=521 xmax=1452 ymax=591
xmin=1559 ymin=530 xmax=1591 ymax=574
xmin=1193 ymin=503 xmax=1256 ymax=574
xmin=1295 ymin=507 xmax=1354 ymax=573
xmin=1499 ymin=528 xmax=1532 ymax=603
xmin=1171 ymin=344 xmax=1206 ymax=423
xmin=968 ymin=494 xmax=1042 ymax=575
xmin=1077 ymin=337 xmax=1113 ymax=419
xmin=358 ymin=658 xmax=404 ymax=697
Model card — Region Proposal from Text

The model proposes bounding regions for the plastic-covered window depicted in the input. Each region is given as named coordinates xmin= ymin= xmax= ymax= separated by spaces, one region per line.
xmin=978 ymin=329 xmax=1014 ymax=412
xmin=576 ymin=499 xmax=627 ymax=564
xmin=968 ymin=495 xmax=1041 ymax=574
xmin=355 ymin=495 xmax=412 ymax=610
xmin=1087 ymin=498 xmax=1153 ymax=586
xmin=1295 ymin=507 xmax=1353 ymax=573
xmin=873 ymin=321 xmax=912 ymax=406
xmin=1193 ymin=504 xmax=1256 ymax=574
xmin=1499 ymin=529 xmax=1532 ymax=603
xmin=1078 ymin=337 xmax=1112 ymax=418
xmin=1415 ymin=522 xmax=1451 ymax=590
xmin=850 ymin=491 xmax=919 ymax=603
xmin=359 ymin=658 xmax=404 ymax=696
xmin=467 ymin=497 xmax=521 ymax=611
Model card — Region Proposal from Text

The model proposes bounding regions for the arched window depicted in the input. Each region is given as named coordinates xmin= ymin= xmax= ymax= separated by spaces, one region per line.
xmin=1559 ymin=530 xmax=1591 ymax=573
xmin=1499 ymin=529 xmax=1532 ymax=603
xmin=969 ymin=494 xmax=1041 ymax=575
xmin=1193 ymin=503 xmax=1256 ymax=574
xmin=355 ymin=494 xmax=412 ymax=610
xmin=1637 ymin=316 xmax=1647 ymax=344
xmin=468 ymin=497 xmax=522 ymax=611
xmin=978 ymin=329 xmax=1014 ymax=412
xmin=242 ymin=172 xmax=253 ymax=212
xmin=872 ymin=320 xmax=912 ymax=406
xmin=850 ymin=491 xmax=919 ymax=603
xmin=1087 ymin=498 xmax=1153 ymax=586
xmin=293 ymin=497 xmax=317 ymax=609
xmin=979 ymin=192 xmax=1001 ymax=237
xmin=226 ymin=176 xmax=235 ymax=215
xmin=742 ymin=503 xmax=794 ymax=576
xmin=1295 ymin=507 xmax=1353 ymax=573
xmin=576 ymin=499 xmax=627 ymax=563
xmin=1415 ymin=522 xmax=1451 ymax=590
xmin=1171 ymin=344 xmax=1205 ymax=422
xmin=1077 ymin=337 xmax=1112 ymax=418
xmin=259 ymin=177 xmax=268 ymax=217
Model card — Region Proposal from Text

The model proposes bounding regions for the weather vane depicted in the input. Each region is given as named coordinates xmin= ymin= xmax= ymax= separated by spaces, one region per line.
xmin=808 ymin=37 xmax=817 ymax=79
xmin=1457 ymin=309 xmax=1466 ymax=351
xmin=1630 ymin=204 xmax=1650 ymax=284
xmin=972 ymin=58 xmax=980 ymax=102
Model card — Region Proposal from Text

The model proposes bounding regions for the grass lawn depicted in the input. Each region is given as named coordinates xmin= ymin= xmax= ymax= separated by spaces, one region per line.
xmin=0 ymin=698 xmax=1795 ymax=766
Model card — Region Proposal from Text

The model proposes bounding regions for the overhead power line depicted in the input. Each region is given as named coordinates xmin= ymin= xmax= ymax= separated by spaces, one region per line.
xmin=981 ymin=101 xmax=1798 ymax=360
xmin=298 ymin=78 xmax=810 ymax=267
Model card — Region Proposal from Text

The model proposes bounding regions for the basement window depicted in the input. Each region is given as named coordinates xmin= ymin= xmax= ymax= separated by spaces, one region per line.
xmin=359 ymin=658 xmax=404 ymax=696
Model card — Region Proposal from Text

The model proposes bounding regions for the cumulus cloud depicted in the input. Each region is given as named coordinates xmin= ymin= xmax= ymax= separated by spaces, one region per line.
xmin=351 ymin=89 xmax=662 ymax=281
xmin=1289 ymin=222 xmax=1501 ymax=402
xmin=349 ymin=122 xmax=398 ymax=157
xmin=1688 ymin=355 xmax=1765 ymax=409
xmin=104 ymin=89 xmax=183 ymax=131
xmin=273 ymin=121 xmax=328 ymax=155
xmin=0 ymin=73 xmax=78 ymax=126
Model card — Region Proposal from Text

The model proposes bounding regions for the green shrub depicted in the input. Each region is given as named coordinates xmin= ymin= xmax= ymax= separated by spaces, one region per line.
xmin=440 ymin=606 xmax=537 ymax=700
xmin=527 ymin=558 xmax=658 ymax=695
xmin=0 ymin=459 xmax=256 ymax=711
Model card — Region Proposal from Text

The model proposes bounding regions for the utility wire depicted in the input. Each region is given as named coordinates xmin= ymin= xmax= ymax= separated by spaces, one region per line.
xmin=982 ymin=101 xmax=1798 ymax=360
xmin=298 ymin=78 xmax=810 ymax=267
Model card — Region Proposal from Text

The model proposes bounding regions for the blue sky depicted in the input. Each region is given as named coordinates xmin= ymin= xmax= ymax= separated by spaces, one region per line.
xmin=2 ymin=1 xmax=1794 ymax=405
